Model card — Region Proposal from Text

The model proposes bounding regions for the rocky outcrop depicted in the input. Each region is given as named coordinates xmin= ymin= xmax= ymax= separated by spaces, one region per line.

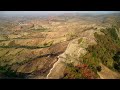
xmin=46 ymin=29 xmax=103 ymax=79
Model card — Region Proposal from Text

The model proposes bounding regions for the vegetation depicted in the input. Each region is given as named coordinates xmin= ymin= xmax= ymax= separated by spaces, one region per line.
xmin=30 ymin=26 xmax=49 ymax=32
xmin=0 ymin=41 xmax=53 ymax=49
xmin=63 ymin=63 xmax=98 ymax=79
xmin=43 ymin=41 xmax=54 ymax=47
xmin=83 ymin=27 xmax=120 ymax=72
xmin=0 ymin=45 xmax=48 ymax=49
xmin=0 ymin=65 xmax=26 ymax=78
xmin=66 ymin=33 xmax=78 ymax=41
xmin=113 ymin=52 xmax=120 ymax=72
xmin=63 ymin=26 xmax=120 ymax=79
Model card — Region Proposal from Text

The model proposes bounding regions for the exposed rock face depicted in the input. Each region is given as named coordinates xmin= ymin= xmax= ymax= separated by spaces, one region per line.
xmin=47 ymin=60 xmax=66 ymax=79
xmin=46 ymin=29 xmax=104 ymax=79
xmin=47 ymin=28 xmax=120 ymax=79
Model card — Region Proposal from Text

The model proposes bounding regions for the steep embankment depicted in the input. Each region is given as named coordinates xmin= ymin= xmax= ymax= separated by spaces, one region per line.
xmin=47 ymin=26 xmax=120 ymax=79
xmin=47 ymin=27 xmax=103 ymax=79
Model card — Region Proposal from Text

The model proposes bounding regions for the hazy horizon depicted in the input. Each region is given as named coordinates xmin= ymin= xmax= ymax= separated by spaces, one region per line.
xmin=0 ymin=11 xmax=119 ymax=17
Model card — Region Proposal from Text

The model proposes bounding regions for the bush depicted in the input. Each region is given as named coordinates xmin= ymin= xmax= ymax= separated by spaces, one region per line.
xmin=62 ymin=63 xmax=98 ymax=79
xmin=96 ymin=66 xmax=102 ymax=72
xmin=66 ymin=33 xmax=78 ymax=41
xmin=113 ymin=52 xmax=120 ymax=72
xmin=0 ymin=65 xmax=27 ymax=78
xmin=0 ymin=65 xmax=17 ymax=77
xmin=82 ymin=27 xmax=120 ymax=73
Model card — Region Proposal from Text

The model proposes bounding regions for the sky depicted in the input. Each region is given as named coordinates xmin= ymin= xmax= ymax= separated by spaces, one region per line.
xmin=0 ymin=11 xmax=119 ymax=16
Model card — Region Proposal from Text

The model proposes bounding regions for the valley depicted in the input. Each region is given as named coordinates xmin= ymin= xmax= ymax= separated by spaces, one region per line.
xmin=0 ymin=11 xmax=120 ymax=79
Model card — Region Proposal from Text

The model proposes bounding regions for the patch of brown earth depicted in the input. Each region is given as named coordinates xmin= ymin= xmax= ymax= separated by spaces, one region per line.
xmin=97 ymin=63 xmax=120 ymax=79
xmin=10 ymin=41 xmax=69 ymax=78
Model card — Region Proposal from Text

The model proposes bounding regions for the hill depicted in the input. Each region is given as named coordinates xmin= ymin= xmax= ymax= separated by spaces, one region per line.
xmin=0 ymin=12 xmax=120 ymax=79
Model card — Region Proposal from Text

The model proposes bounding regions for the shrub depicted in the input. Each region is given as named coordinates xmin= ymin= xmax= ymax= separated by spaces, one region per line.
xmin=84 ymin=27 xmax=120 ymax=72
xmin=0 ymin=65 xmax=27 ymax=78
xmin=66 ymin=33 xmax=78 ymax=41
xmin=113 ymin=52 xmax=120 ymax=72
xmin=96 ymin=66 xmax=102 ymax=72
xmin=62 ymin=63 xmax=98 ymax=79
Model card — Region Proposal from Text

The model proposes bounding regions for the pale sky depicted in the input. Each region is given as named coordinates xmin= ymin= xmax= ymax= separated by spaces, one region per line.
xmin=0 ymin=11 xmax=119 ymax=16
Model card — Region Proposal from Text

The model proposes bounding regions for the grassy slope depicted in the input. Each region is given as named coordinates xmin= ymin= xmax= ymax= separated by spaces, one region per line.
xmin=62 ymin=26 xmax=120 ymax=79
